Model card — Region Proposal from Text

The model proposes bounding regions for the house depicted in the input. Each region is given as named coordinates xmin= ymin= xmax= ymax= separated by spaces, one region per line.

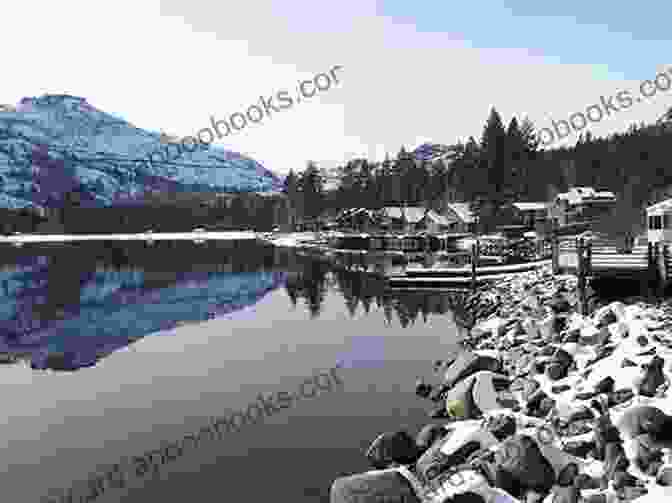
xmin=376 ymin=207 xmax=421 ymax=232
xmin=416 ymin=210 xmax=453 ymax=234
xmin=335 ymin=208 xmax=380 ymax=231
xmin=511 ymin=202 xmax=549 ymax=232
xmin=375 ymin=206 xmax=452 ymax=233
xmin=646 ymin=198 xmax=672 ymax=244
xmin=549 ymin=187 xmax=616 ymax=227
xmin=442 ymin=203 xmax=476 ymax=234
xmin=335 ymin=206 xmax=457 ymax=233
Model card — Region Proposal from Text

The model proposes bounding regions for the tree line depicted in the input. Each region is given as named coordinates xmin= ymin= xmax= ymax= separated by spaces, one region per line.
xmin=282 ymin=106 xmax=672 ymax=237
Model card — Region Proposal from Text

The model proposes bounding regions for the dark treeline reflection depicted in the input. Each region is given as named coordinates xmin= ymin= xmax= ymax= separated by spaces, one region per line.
xmin=0 ymin=241 xmax=286 ymax=372
xmin=284 ymin=255 xmax=470 ymax=327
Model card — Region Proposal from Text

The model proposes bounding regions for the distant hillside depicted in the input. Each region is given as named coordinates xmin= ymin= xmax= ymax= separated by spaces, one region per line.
xmin=412 ymin=143 xmax=459 ymax=162
xmin=0 ymin=94 xmax=284 ymax=210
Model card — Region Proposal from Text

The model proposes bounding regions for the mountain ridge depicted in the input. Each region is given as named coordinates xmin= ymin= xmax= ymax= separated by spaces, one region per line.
xmin=0 ymin=94 xmax=284 ymax=210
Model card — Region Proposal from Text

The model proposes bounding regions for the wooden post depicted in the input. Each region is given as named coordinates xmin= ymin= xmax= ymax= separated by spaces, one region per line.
xmin=655 ymin=243 xmax=667 ymax=296
xmin=647 ymin=242 xmax=657 ymax=297
xmin=551 ymin=229 xmax=560 ymax=274
xmin=585 ymin=240 xmax=592 ymax=276
xmin=664 ymin=244 xmax=670 ymax=291
xmin=471 ymin=242 xmax=478 ymax=290
xmin=577 ymin=237 xmax=587 ymax=315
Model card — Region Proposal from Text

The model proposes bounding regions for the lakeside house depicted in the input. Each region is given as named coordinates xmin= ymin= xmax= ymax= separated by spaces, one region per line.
xmin=335 ymin=208 xmax=380 ymax=232
xmin=548 ymin=187 xmax=617 ymax=227
xmin=442 ymin=203 xmax=476 ymax=234
xmin=511 ymin=202 xmax=549 ymax=229
xmin=646 ymin=198 xmax=672 ymax=244
xmin=377 ymin=207 xmax=423 ymax=232
xmin=334 ymin=206 xmax=455 ymax=234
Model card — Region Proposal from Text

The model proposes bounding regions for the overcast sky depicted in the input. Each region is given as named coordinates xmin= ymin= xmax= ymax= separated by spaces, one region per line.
xmin=2 ymin=0 xmax=671 ymax=176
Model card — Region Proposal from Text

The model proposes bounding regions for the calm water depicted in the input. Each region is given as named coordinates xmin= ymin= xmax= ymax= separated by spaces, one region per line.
xmin=0 ymin=241 xmax=465 ymax=503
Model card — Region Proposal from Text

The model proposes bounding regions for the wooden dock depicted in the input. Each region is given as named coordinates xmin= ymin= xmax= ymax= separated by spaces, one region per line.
xmin=386 ymin=259 xmax=551 ymax=289
xmin=554 ymin=236 xmax=672 ymax=312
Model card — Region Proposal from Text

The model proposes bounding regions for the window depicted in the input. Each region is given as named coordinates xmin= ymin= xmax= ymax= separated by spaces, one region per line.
xmin=649 ymin=215 xmax=663 ymax=230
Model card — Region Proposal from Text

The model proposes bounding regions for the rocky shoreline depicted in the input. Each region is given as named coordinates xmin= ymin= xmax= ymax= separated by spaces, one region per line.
xmin=330 ymin=264 xmax=672 ymax=503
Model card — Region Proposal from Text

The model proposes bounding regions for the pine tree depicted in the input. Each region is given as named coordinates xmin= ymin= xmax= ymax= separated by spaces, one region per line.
xmin=506 ymin=117 xmax=524 ymax=200
xmin=395 ymin=146 xmax=415 ymax=204
xmin=299 ymin=161 xmax=324 ymax=219
xmin=478 ymin=108 xmax=508 ymax=230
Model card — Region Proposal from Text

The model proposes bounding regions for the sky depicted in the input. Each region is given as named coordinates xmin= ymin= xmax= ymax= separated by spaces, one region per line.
xmin=1 ymin=0 xmax=671 ymax=177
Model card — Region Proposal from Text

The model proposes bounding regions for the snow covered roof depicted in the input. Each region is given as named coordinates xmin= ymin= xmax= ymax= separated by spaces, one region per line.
xmin=445 ymin=203 xmax=475 ymax=223
xmin=423 ymin=210 xmax=452 ymax=226
xmin=647 ymin=198 xmax=672 ymax=214
xmin=556 ymin=187 xmax=616 ymax=205
xmin=402 ymin=207 xmax=428 ymax=223
xmin=513 ymin=202 xmax=548 ymax=212
xmin=379 ymin=207 xmax=428 ymax=223
xmin=336 ymin=207 xmax=375 ymax=220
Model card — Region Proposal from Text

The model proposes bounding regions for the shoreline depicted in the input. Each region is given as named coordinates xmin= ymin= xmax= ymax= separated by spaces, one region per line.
xmin=0 ymin=231 xmax=259 ymax=243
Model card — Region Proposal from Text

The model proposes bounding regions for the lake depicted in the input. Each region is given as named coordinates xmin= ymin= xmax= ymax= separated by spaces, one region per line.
xmin=0 ymin=240 xmax=465 ymax=503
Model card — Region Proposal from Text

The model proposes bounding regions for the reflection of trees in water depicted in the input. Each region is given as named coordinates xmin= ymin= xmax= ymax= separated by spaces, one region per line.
xmin=320 ymin=263 xmax=473 ymax=328
xmin=283 ymin=258 xmax=330 ymax=318
xmin=333 ymin=268 xmax=385 ymax=318
xmin=383 ymin=291 xmax=466 ymax=328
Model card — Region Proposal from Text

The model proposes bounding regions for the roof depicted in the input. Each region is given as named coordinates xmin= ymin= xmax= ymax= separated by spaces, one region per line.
xmin=513 ymin=202 xmax=548 ymax=212
xmin=556 ymin=187 xmax=616 ymax=205
xmin=422 ymin=210 xmax=452 ymax=226
xmin=647 ymin=198 xmax=672 ymax=214
xmin=445 ymin=203 xmax=475 ymax=223
xmin=336 ymin=207 xmax=376 ymax=220
xmin=379 ymin=207 xmax=428 ymax=223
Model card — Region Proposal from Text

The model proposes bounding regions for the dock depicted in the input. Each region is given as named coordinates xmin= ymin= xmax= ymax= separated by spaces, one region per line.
xmin=386 ymin=259 xmax=551 ymax=289
xmin=554 ymin=236 xmax=672 ymax=312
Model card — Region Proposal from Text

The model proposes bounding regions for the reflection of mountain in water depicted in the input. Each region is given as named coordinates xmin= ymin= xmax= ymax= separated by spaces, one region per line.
xmin=284 ymin=257 xmax=472 ymax=328
xmin=0 ymin=242 xmax=285 ymax=371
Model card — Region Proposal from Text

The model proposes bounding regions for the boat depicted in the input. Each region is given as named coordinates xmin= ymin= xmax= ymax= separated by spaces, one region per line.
xmin=385 ymin=259 xmax=551 ymax=288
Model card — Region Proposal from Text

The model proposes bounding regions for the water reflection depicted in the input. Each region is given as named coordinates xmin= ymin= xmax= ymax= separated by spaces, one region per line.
xmin=0 ymin=241 xmax=285 ymax=371
xmin=284 ymin=254 xmax=472 ymax=328
xmin=0 ymin=243 xmax=471 ymax=373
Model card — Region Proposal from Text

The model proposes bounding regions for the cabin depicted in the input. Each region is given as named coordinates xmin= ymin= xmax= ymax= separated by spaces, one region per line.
xmin=647 ymin=198 xmax=672 ymax=244
xmin=416 ymin=211 xmax=453 ymax=233
xmin=442 ymin=203 xmax=476 ymax=234
xmin=549 ymin=187 xmax=616 ymax=227
xmin=375 ymin=207 xmax=419 ymax=232
xmin=335 ymin=208 xmax=380 ymax=232
xmin=511 ymin=202 xmax=549 ymax=229
xmin=335 ymin=206 xmax=462 ymax=234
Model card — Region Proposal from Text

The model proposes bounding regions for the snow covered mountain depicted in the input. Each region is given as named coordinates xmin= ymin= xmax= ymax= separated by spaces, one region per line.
xmin=0 ymin=94 xmax=284 ymax=210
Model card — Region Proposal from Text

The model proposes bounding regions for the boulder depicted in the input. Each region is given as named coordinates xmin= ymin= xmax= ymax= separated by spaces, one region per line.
xmin=594 ymin=306 xmax=618 ymax=328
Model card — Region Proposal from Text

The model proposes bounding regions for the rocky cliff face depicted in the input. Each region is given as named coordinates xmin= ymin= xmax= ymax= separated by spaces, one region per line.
xmin=0 ymin=94 xmax=284 ymax=210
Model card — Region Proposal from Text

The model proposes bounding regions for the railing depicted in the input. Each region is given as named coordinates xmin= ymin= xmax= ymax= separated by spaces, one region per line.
xmin=556 ymin=238 xmax=649 ymax=272
xmin=553 ymin=236 xmax=672 ymax=312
